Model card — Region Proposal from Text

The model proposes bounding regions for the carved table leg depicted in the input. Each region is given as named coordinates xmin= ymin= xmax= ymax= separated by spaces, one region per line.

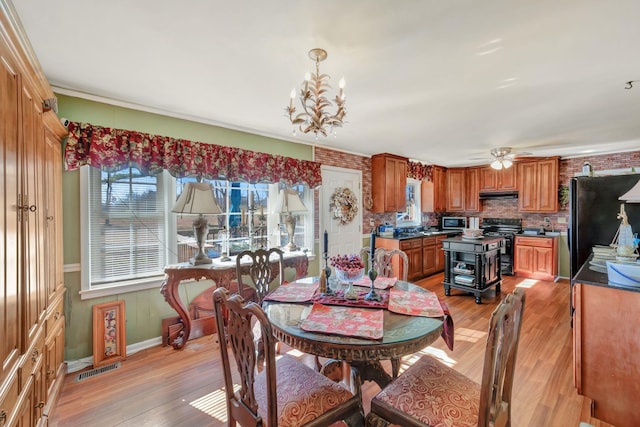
xmin=160 ymin=275 xmax=192 ymax=350
xmin=391 ymin=357 xmax=401 ymax=379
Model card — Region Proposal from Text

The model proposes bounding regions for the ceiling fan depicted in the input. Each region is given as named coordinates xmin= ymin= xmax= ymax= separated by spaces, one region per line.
xmin=470 ymin=147 xmax=532 ymax=169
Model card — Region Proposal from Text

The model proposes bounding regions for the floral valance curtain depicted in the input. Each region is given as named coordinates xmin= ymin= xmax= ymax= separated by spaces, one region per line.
xmin=407 ymin=160 xmax=433 ymax=182
xmin=64 ymin=121 xmax=322 ymax=187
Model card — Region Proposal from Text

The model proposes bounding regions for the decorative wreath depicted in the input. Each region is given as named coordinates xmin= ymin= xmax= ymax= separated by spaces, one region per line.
xmin=330 ymin=187 xmax=359 ymax=225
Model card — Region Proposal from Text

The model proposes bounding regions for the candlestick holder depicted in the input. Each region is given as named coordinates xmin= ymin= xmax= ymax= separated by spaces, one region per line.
xmin=322 ymin=253 xmax=335 ymax=296
xmin=364 ymin=268 xmax=381 ymax=301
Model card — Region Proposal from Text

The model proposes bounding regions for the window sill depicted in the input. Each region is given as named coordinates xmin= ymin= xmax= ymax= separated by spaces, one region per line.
xmin=80 ymin=276 xmax=166 ymax=300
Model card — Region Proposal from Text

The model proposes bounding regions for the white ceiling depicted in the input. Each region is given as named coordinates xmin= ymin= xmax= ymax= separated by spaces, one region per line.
xmin=11 ymin=0 xmax=640 ymax=167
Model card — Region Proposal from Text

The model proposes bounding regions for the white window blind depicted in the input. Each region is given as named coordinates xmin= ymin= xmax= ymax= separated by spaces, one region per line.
xmin=86 ymin=166 xmax=170 ymax=287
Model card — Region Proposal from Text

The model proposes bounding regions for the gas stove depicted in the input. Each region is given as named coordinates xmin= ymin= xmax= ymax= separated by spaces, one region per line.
xmin=480 ymin=218 xmax=522 ymax=275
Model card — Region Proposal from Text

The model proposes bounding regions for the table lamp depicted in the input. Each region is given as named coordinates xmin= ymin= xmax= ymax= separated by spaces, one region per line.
xmin=275 ymin=189 xmax=307 ymax=251
xmin=172 ymin=182 xmax=222 ymax=265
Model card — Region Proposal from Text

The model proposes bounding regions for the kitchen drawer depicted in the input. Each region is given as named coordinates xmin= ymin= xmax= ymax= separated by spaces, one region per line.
xmin=422 ymin=236 xmax=436 ymax=246
xmin=515 ymin=236 xmax=553 ymax=247
xmin=46 ymin=296 xmax=64 ymax=334
xmin=19 ymin=327 xmax=44 ymax=392
xmin=0 ymin=371 xmax=19 ymax=425
xmin=400 ymin=238 xmax=422 ymax=250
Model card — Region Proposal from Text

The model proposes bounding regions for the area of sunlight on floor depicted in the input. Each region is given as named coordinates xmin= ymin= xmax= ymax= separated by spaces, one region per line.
xmin=515 ymin=278 xmax=539 ymax=288
xmin=189 ymin=384 xmax=240 ymax=423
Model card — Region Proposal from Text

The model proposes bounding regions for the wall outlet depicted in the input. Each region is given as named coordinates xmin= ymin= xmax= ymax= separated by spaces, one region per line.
xmin=543 ymin=217 xmax=550 ymax=223
xmin=557 ymin=217 xmax=567 ymax=224
xmin=369 ymin=218 xmax=375 ymax=227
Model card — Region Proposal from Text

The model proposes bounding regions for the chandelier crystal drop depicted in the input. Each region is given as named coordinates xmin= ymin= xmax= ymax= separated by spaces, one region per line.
xmin=286 ymin=48 xmax=347 ymax=138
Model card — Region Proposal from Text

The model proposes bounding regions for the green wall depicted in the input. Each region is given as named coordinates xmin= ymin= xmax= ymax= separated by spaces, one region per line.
xmin=59 ymin=94 xmax=319 ymax=360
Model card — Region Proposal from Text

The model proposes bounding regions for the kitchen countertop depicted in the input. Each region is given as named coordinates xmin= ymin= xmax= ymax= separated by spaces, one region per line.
xmin=573 ymin=255 xmax=640 ymax=293
xmin=379 ymin=230 xmax=460 ymax=240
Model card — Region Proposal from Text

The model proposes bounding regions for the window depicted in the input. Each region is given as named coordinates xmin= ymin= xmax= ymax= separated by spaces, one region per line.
xmin=396 ymin=178 xmax=422 ymax=226
xmin=80 ymin=166 xmax=313 ymax=299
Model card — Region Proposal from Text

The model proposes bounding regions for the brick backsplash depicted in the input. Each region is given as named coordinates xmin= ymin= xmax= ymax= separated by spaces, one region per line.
xmin=313 ymin=147 xmax=640 ymax=235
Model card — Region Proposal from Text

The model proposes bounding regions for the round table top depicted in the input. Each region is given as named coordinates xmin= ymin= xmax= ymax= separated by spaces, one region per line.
xmin=262 ymin=280 xmax=444 ymax=362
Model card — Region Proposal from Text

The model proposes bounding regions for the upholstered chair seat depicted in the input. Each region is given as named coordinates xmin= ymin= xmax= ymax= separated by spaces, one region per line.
xmin=367 ymin=355 xmax=480 ymax=427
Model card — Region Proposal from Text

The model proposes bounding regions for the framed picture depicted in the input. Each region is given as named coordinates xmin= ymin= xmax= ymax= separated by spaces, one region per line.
xmin=93 ymin=300 xmax=127 ymax=367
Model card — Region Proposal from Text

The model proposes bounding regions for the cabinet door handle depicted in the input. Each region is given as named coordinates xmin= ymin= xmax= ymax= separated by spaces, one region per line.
xmin=35 ymin=402 xmax=45 ymax=409
xmin=47 ymin=369 xmax=55 ymax=377
xmin=0 ymin=409 xmax=6 ymax=425
xmin=19 ymin=204 xmax=37 ymax=212
xmin=46 ymin=215 xmax=54 ymax=221
xmin=32 ymin=347 xmax=39 ymax=363
xmin=54 ymin=311 xmax=61 ymax=320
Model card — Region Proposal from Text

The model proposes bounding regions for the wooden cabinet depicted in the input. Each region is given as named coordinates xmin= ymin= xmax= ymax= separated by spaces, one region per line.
xmin=479 ymin=165 xmax=517 ymax=192
xmin=377 ymin=235 xmax=447 ymax=282
xmin=422 ymin=237 xmax=437 ymax=277
xmin=573 ymin=282 xmax=640 ymax=426
xmin=0 ymin=5 xmax=67 ymax=425
xmin=513 ymin=235 xmax=558 ymax=281
xmin=372 ymin=153 xmax=408 ymax=213
xmin=422 ymin=165 xmax=447 ymax=212
xmin=446 ymin=168 xmax=465 ymax=211
xmin=400 ymin=238 xmax=422 ymax=282
xmin=517 ymin=158 xmax=559 ymax=212
xmin=446 ymin=167 xmax=480 ymax=212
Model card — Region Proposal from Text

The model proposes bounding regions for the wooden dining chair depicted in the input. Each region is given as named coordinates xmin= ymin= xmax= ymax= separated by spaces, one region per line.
xmin=213 ymin=287 xmax=365 ymax=427
xmin=360 ymin=247 xmax=408 ymax=281
xmin=365 ymin=287 xmax=526 ymax=427
xmin=236 ymin=247 xmax=285 ymax=304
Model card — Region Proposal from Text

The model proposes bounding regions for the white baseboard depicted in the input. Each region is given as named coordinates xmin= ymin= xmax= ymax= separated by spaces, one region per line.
xmin=65 ymin=336 xmax=163 ymax=374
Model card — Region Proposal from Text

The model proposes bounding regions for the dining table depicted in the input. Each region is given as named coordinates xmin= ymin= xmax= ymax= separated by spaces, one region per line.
xmin=262 ymin=277 xmax=451 ymax=399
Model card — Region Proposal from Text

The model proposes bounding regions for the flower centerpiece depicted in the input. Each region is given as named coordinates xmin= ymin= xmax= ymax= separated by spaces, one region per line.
xmin=330 ymin=254 xmax=364 ymax=299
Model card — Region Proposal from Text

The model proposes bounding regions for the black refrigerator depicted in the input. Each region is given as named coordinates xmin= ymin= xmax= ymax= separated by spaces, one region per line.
xmin=568 ymin=174 xmax=640 ymax=319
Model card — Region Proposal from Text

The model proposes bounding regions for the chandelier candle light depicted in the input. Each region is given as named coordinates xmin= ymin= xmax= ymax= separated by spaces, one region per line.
xmin=286 ymin=48 xmax=347 ymax=139
xmin=172 ymin=182 xmax=222 ymax=265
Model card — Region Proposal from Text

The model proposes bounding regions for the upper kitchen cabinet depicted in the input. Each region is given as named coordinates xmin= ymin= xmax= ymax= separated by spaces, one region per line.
xmin=372 ymin=153 xmax=408 ymax=213
xmin=446 ymin=167 xmax=480 ymax=212
xmin=479 ymin=165 xmax=517 ymax=192
xmin=517 ymin=157 xmax=559 ymax=212
xmin=421 ymin=165 xmax=447 ymax=212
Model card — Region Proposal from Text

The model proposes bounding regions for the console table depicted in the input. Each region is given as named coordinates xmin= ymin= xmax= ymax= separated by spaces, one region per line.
xmin=160 ymin=252 xmax=309 ymax=349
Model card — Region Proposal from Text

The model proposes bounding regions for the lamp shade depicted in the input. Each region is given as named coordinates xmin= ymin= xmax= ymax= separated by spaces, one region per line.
xmin=172 ymin=182 xmax=222 ymax=214
xmin=491 ymin=159 xmax=503 ymax=170
xmin=619 ymin=179 xmax=640 ymax=203
xmin=274 ymin=189 xmax=307 ymax=214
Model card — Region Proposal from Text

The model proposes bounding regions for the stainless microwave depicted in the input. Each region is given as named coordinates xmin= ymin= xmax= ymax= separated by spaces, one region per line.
xmin=441 ymin=216 xmax=467 ymax=230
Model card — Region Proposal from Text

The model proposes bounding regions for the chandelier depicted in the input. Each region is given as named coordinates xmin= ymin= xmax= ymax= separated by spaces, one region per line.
xmin=286 ymin=48 xmax=346 ymax=139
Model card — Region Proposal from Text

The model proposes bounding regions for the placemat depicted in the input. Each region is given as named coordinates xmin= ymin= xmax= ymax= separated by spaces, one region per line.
xmin=311 ymin=289 xmax=389 ymax=309
xmin=388 ymin=288 xmax=445 ymax=317
xmin=300 ymin=303 xmax=384 ymax=340
xmin=351 ymin=276 xmax=398 ymax=289
xmin=263 ymin=280 xmax=319 ymax=303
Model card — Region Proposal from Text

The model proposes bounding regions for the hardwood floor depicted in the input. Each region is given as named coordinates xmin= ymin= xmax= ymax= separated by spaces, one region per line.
xmin=49 ymin=274 xmax=614 ymax=427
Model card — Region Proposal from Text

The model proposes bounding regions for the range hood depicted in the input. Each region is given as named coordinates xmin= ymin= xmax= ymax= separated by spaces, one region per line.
xmin=479 ymin=190 xmax=519 ymax=200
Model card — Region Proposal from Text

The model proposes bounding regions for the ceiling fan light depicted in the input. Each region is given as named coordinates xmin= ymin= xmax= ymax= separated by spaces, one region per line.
xmin=491 ymin=159 xmax=503 ymax=170
xmin=502 ymin=158 xmax=513 ymax=169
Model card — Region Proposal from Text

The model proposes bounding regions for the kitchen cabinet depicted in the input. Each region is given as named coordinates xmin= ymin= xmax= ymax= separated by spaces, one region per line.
xmin=479 ymin=165 xmax=517 ymax=192
xmin=376 ymin=235 xmax=447 ymax=281
xmin=517 ymin=157 xmax=559 ymax=212
xmin=372 ymin=153 xmax=408 ymax=213
xmin=446 ymin=168 xmax=465 ymax=211
xmin=0 ymin=5 xmax=68 ymax=425
xmin=421 ymin=165 xmax=447 ymax=212
xmin=401 ymin=238 xmax=423 ymax=282
xmin=573 ymin=280 xmax=640 ymax=427
xmin=513 ymin=235 xmax=558 ymax=281
xmin=446 ymin=167 xmax=479 ymax=212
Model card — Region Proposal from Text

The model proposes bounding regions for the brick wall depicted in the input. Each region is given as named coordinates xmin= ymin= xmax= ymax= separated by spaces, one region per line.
xmin=313 ymin=147 xmax=640 ymax=234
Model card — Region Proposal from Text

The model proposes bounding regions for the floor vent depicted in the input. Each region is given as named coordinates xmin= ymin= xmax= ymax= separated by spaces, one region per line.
xmin=75 ymin=362 xmax=121 ymax=382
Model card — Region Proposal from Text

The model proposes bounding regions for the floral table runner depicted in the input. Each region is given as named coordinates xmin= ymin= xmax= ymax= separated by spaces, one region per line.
xmin=311 ymin=288 xmax=389 ymax=309
xmin=263 ymin=280 xmax=319 ymax=303
xmin=351 ymin=275 xmax=398 ymax=289
xmin=300 ymin=303 xmax=384 ymax=339
xmin=388 ymin=288 xmax=445 ymax=317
